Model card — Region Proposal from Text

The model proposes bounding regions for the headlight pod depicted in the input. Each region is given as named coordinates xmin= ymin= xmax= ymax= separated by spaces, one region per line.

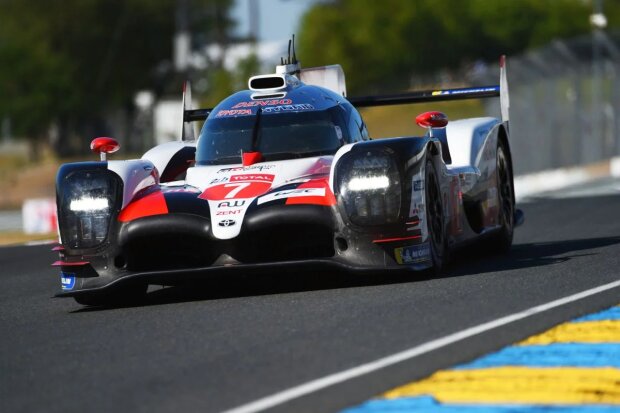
xmin=58 ymin=169 xmax=122 ymax=249
xmin=336 ymin=151 xmax=401 ymax=225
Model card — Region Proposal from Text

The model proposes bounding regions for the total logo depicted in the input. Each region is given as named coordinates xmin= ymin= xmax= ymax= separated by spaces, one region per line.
xmin=218 ymin=219 xmax=236 ymax=227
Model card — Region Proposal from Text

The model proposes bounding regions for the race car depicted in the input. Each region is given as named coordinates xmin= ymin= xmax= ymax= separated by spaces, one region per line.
xmin=54 ymin=48 xmax=523 ymax=306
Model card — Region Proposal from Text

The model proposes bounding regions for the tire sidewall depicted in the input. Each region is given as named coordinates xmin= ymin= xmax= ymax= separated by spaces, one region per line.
xmin=425 ymin=158 xmax=446 ymax=273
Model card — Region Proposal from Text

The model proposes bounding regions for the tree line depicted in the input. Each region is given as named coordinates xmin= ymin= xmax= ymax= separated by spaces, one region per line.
xmin=298 ymin=0 xmax=620 ymax=94
xmin=1 ymin=0 xmax=619 ymax=156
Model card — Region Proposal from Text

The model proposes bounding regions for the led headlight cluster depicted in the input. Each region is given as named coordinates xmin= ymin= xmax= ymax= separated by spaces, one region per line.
xmin=58 ymin=169 xmax=121 ymax=249
xmin=336 ymin=151 xmax=401 ymax=225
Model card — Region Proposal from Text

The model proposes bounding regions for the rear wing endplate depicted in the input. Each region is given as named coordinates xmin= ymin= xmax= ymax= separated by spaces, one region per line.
xmin=180 ymin=81 xmax=202 ymax=141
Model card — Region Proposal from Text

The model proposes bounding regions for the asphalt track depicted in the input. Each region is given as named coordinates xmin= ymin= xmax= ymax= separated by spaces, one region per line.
xmin=2 ymin=179 xmax=620 ymax=413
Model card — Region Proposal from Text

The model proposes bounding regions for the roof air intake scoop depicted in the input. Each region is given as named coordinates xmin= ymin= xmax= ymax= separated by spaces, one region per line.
xmin=248 ymin=75 xmax=286 ymax=91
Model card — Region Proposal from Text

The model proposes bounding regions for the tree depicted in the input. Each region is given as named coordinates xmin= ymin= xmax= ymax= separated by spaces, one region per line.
xmin=298 ymin=0 xmax=610 ymax=94
xmin=0 ymin=0 xmax=235 ymax=157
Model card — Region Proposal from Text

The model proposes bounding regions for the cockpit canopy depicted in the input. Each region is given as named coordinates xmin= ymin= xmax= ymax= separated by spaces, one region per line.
xmin=196 ymin=83 xmax=364 ymax=166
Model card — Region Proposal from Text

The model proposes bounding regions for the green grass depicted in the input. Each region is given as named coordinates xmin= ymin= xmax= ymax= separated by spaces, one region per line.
xmin=360 ymin=99 xmax=486 ymax=139
xmin=0 ymin=231 xmax=56 ymax=246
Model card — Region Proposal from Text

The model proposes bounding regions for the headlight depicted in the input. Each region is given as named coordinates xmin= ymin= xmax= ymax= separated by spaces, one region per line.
xmin=57 ymin=168 xmax=121 ymax=249
xmin=336 ymin=151 xmax=401 ymax=225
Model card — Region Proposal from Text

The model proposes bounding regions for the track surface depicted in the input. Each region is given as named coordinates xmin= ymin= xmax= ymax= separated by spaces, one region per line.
xmin=2 ymin=179 xmax=620 ymax=413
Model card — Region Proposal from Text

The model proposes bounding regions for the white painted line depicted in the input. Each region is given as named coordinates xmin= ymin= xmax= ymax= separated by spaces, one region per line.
xmin=221 ymin=279 xmax=620 ymax=413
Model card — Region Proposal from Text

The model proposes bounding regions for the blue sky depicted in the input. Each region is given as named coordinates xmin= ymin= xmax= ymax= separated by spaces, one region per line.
xmin=231 ymin=0 xmax=318 ymax=42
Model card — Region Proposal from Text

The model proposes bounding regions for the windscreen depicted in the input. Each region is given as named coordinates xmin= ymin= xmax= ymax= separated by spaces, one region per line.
xmin=196 ymin=107 xmax=347 ymax=165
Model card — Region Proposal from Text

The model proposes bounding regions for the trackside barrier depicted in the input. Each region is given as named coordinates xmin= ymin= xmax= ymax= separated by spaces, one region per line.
xmin=514 ymin=156 xmax=620 ymax=201
xmin=22 ymin=198 xmax=57 ymax=234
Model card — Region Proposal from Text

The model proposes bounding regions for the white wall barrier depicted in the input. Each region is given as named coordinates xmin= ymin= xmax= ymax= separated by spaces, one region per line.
xmin=22 ymin=198 xmax=57 ymax=234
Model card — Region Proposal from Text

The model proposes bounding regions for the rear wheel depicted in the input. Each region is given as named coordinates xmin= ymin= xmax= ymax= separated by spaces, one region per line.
xmin=425 ymin=159 xmax=447 ymax=273
xmin=74 ymin=283 xmax=147 ymax=307
xmin=488 ymin=141 xmax=514 ymax=253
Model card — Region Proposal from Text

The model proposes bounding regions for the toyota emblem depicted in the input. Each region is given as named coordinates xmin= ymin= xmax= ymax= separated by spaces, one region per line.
xmin=218 ymin=219 xmax=236 ymax=227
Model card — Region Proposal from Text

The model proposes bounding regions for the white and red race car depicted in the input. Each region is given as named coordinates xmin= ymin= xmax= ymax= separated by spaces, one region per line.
xmin=54 ymin=50 xmax=522 ymax=306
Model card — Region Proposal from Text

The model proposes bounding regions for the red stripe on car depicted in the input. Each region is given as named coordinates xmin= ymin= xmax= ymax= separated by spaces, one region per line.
xmin=52 ymin=261 xmax=89 ymax=267
xmin=118 ymin=191 xmax=168 ymax=222
xmin=285 ymin=179 xmax=337 ymax=206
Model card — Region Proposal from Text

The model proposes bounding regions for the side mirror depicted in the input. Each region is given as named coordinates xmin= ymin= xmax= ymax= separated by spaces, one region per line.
xmin=90 ymin=137 xmax=120 ymax=161
xmin=415 ymin=111 xmax=448 ymax=136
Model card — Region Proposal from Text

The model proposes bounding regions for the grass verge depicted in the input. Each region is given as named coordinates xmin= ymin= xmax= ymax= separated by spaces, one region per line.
xmin=0 ymin=231 xmax=56 ymax=246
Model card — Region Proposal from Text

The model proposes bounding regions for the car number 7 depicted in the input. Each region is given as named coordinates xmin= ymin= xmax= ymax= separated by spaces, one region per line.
xmin=223 ymin=182 xmax=251 ymax=198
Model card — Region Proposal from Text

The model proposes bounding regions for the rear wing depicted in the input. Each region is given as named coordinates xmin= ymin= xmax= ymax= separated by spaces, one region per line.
xmin=349 ymin=55 xmax=510 ymax=123
xmin=179 ymin=56 xmax=509 ymax=137
xmin=348 ymin=85 xmax=499 ymax=106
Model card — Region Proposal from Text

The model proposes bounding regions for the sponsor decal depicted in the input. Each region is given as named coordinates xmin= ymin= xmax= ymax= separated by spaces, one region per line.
xmin=215 ymin=109 xmax=252 ymax=117
xmin=432 ymin=86 xmax=499 ymax=96
xmin=162 ymin=187 xmax=201 ymax=193
xmin=232 ymin=99 xmax=292 ymax=108
xmin=218 ymin=200 xmax=246 ymax=208
xmin=203 ymin=168 xmax=277 ymax=202
xmin=230 ymin=174 xmax=274 ymax=183
xmin=394 ymin=243 xmax=431 ymax=265
xmin=410 ymin=203 xmax=425 ymax=218
xmin=200 ymin=182 xmax=272 ymax=200
xmin=218 ymin=219 xmax=236 ymax=227
xmin=61 ymin=272 xmax=76 ymax=290
xmin=217 ymin=164 xmax=276 ymax=174
xmin=409 ymin=166 xmax=428 ymax=240
xmin=262 ymin=103 xmax=314 ymax=113
xmin=216 ymin=209 xmax=242 ymax=216
xmin=257 ymin=187 xmax=326 ymax=205
xmin=210 ymin=177 xmax=229 ymax=184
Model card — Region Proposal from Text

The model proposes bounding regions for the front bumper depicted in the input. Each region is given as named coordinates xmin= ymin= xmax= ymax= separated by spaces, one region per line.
xmin=55 ymin=204 xmax=432 ymax=297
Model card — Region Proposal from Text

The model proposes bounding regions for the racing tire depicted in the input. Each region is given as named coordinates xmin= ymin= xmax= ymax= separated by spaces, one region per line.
xmin=73 ymin=283 xmax=148 ymax=307
xmin=487 ymin=141 xmax=515 ymax=253
xmin=425 ymin=158 xmax=448 ymax=274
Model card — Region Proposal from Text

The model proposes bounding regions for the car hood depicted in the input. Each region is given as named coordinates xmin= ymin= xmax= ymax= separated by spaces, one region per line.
xmin=184 ymin=156 xmax=335 ymax=239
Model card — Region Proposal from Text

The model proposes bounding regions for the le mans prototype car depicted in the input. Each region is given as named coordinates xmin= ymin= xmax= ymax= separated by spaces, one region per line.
xmin=54 ymin=47 xmax=523 ymax=305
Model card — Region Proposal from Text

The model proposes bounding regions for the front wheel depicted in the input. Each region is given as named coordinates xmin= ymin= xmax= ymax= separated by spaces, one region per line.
xmin=425 ymin=159 xmax=448 ymax=274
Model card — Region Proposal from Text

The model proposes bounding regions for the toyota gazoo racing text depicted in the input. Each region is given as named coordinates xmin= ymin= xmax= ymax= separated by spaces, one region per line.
xmin=54 ymin=48 xmax=523 ymax=305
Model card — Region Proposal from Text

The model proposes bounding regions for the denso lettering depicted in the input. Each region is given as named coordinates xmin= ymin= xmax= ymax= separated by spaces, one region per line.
xmin=231 ymin=99 xmax=293 ymax=109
